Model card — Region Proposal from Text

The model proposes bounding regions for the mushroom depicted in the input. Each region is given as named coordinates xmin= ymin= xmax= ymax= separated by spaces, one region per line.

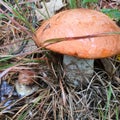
xmin=15 ymin=70 xmax=39 ymax=96
xmin=33 ymin=9 xmax=120 ymax=86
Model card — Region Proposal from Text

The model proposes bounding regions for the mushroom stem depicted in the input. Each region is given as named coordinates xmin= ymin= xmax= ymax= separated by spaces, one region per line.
xmin=63 ymin=55 xmax=94 ymax=86
xmin=15 ymin=82 xmax=39 ymax=96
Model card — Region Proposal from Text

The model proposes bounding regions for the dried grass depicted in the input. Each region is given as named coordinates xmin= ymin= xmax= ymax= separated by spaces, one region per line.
xmin=0 ymin=0 xmax=120 ymax=120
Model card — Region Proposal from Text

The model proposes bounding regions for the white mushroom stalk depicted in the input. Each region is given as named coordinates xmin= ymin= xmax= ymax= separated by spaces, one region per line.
xmin=63 ymin=55 xmax=94 ymax=86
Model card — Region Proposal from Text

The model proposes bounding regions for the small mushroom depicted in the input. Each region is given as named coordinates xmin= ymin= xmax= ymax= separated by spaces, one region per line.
xmin=33 ymin=9 xmax=120 ymax=86
xmin=15 ymin=70 xmax=39 ymax=96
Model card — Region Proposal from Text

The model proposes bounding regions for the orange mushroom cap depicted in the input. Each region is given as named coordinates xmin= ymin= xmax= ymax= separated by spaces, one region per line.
xmin=34 ymin=8 xmax=120 ymax=59
xmin=18 ymin=70 xmax=36 ymax=85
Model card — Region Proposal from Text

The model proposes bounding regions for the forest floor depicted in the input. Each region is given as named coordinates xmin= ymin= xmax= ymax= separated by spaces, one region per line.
xmin=0 ymin=0 xmax=120 ymax=120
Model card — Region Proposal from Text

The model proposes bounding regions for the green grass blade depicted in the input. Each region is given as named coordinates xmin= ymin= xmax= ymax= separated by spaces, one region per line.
xmin=104 ymin=83 xmax=112 ymax=120
xmin=101 ymin=9 xmax=120 ymax=21
xmin=68 ymin=0 xmax=77 ymax=9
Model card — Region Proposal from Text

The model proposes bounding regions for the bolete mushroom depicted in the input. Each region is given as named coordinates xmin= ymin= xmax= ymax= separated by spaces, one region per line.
xmin=15 ymin=70 xmax=39 ymax=96
xmin=33 ymin=9 xmax=120 ymax=86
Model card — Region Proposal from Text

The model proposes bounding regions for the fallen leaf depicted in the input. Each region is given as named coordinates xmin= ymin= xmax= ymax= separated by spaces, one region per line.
xmin=35 ymin=0 xmax=66 ymax=21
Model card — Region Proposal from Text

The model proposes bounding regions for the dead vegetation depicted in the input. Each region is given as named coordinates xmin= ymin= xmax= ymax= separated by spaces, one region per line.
xmin=0 ymin=0 xmax=120 ymax=120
